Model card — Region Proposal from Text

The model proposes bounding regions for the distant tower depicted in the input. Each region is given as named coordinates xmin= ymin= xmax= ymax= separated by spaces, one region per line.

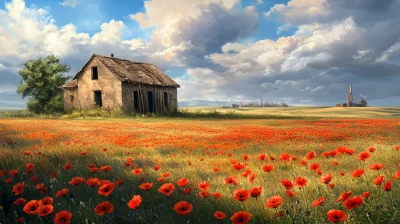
xmin=347 ymin=85 xmax=353 ymax=107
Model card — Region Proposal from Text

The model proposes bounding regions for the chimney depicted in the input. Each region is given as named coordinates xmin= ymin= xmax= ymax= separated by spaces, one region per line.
xmin=349 ymin=85 xmax=352 ymax=94
xmin=111 ymin=53 xmax=114 ymax=58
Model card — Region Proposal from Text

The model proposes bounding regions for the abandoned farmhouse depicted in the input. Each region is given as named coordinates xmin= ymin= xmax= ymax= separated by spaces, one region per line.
xmin=62 ymin=54 xmax=180 ymax=113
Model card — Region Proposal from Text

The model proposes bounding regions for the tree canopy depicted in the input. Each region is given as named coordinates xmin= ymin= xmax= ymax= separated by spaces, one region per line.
xmin=17 ymin=55 xmax=70 ymax=114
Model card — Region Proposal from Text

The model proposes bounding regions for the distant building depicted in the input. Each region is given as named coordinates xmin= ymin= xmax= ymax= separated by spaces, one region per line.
xmin=336 ymin=85 xmax=368 ymax=107
xmin=230 ymin=104 xmax=239 ymax=108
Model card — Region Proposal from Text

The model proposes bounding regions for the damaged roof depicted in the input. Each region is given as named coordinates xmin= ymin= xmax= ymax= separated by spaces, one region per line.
xmin=72 ymin=54 xmax=180 ymax=88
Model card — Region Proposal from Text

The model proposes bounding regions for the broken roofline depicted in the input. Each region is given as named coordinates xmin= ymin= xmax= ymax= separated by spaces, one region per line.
xmin=71 ymin=54 xmax=180 ymax=88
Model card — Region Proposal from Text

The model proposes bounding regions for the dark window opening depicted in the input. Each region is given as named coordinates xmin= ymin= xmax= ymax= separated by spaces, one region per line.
xmin=94 ymin=91 xmax=102 ymax=107
xmin=70 ymin=95 xmax=74 ymax=102
xmin=134 ymin=91 xmax=139 ymax=111
xmin=147 ymin=91 xmax=154 ymax=113
xmin=92 ymin=67 xmax=98 ymax=80
xmin=164 ymin=92 xmax=168 ymax=110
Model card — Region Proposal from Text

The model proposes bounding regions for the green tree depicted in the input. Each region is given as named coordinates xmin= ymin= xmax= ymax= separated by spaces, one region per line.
xmin=17 ymin=55 xmax=71 ymax=114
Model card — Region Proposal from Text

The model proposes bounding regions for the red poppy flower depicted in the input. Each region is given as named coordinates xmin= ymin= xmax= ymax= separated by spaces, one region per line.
xmin=242 ymin=154 xmax=250 ymax=160
xmin=368 ymin=147 xmax=376 ymax=152
xmin=127 ymin=195 xmax=142 ymax=209
xmin=279 ymin=153 xmax=291 ymax=162
xmin=101 ymin=166 xmax=112 ymax=172
xmin=154 ymin=165 xmax=161 ymax=170
xmin=328 ymin=183 xmax=335 ymax=188
xmin=132 ymin=168 xmax=143 ymax=175
xmin=262 ymin=164 xmax=274 ymax=172
xmin=69 ymin=177 xmax=84 ymax=186
xmin=173 ymin=201 xmax=193 ymax=216
xmin=312 ymin=196 xmax=324 ymax=207
xmin=183 ymin=187 xmax=192 ymax=194
xmin=13 ymin=198 xmax=27 ymax=206
xmin=241 ymin=169 xmax=252 ymax=178
xmin=309 ymin=163 xmax=320 ymax=171
xmin=280 ymin=179 xmax=293 ymax=189
xmin=63 ymin=163 xmax=73 ymax=170
xmin=374 ymin=175 xmax=384 ymax=185
xmin=382 ymin=180 xmax=392 ymax=191
xmin=124 ymin=161 xmax=133 ymax=167
xmin=286 ymin=190 xmax=295 ymax=197
xmin=26 ymin=163 xmax=35 ymax=169
xmin=306 ymin=151 xmax=317 ymax=160
xmin=35 ymin=183 xmax=46 ymax=194
xmin=370 ymin=163 xmax=384 ymax=171
xmin=162 ymin=172 xmax=170 ymax=177
xmin=198 ymin=182 xmax=210 ymax=191
xmin=40 ymin=197 xmax=53 ymax=206
xmin=158 ymin=183 xmax=175 ymax=196
xmin=351 ymin=169 xmax=364 ymax=178
xmin=257 ymin=154 xmax=267 ymax=160
xmin=266 ymin=196 xmax=283 ymax=208
xmin=94 ymin=201 xmax=114 ymax=215
xmin=358 ymin=151 xmax=370 ymax=161
xmin=320 ymin=173 xmax=333 ymax=184
xmin=98 ymin=183 xmax=115 ymax=197
xmin=86 ymin=178 xmax=99 ymax=187
xmin=8 ymin=169 xmax=19 ymax=176
xmin=89 ymin=167 xmax=100 ymax=173
xmin=233 ymin=188 xmax=250 ymax=201
xmin=199 ymin=191 xmax=209 ymax=197
xmin=177 ymin=178 xmax=189 ymax=187
xmin=362 ymin=192 xmax=370 ymax=199
xmin=12 ymin=183 xmax=24 ymax=195
xmin=214 ymin=211 xmax=226 ymax=220
xmin=54 ymin=210 xmax=73 ymax=224
xmin=300 ymin=160 xmax=307 ymax=165
xmin=337 ymin=191 xmax=352 ymax=202
xmin=139 ymin=182 xmax=153 ymax=191
xmin=294 ymin=177 xmax=308 ymax=188
xmin=332 ymin=161 xmax=339 ymax=166
xmin=248 ymin=173 xmax=256 ymax=184
xmin=343 ymin=196 xmax=364 ymax=210
xmin=30 ymin=175 xmax=38 ymax=183
xmin=394 ymin=170 xmax=400 ymax=179
xmin=212 ymin=192 xmax=223 ymax=198
xmin=213 ymin=167 xmax=221 ymax=172
xmin=230 ymin=211 xmax=252 ymax=224
xmin=250 ymin=186 xmax=262 ymax=198
xmin=233 ymin=162 xmax=246 ymax=170
xmin=23 ymin=200 xmax=40 ymax=215
xmin=16 ymin=217 xmax=24 ymax=223
xmin=56 ymin=188 xmax=69 ymax=197
xmin=115 ymin=179 xmax=124 ymax=186
xmin=340 ymin=171 xmax=345 ymax=176
xmin=225 ymin=177 xmax=238 ymax=186
xmin=158 ymin=177 xmax=165 ymax=182
xmin=50 ymin=172 xmax=58 ymax=178
xmin=38 ymin=205 xmax=54 ymax=216
xmin=327 ymin=210 xmax=347 ymax=223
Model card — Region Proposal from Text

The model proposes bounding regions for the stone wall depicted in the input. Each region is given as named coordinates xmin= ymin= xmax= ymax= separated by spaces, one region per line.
xmin=76 ymin=57 xmax=122 ymax=110
xmin=63 ymin=88 xmax=79 ymax=111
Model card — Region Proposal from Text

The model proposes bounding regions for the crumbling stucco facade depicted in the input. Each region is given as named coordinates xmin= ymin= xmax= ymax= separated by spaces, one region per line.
xmin=62 ymin=54 xmax=180 ymax=113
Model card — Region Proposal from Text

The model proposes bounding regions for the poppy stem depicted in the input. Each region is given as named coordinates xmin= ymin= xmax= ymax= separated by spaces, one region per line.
xmin=256 ymin=198 xmax=266 ymax=224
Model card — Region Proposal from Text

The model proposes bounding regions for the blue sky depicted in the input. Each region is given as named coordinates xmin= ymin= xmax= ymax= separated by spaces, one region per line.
xmin=1 ymin=0 xmax=400 ymax=108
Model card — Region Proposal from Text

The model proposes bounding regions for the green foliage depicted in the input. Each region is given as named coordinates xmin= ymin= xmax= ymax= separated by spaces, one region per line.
xmin=17 ymin=55 xmax=70 ymax=114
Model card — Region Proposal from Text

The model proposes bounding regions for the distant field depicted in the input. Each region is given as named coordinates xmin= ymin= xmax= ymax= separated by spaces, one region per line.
xmin=180 ymin=106 xmax=400 ymax=118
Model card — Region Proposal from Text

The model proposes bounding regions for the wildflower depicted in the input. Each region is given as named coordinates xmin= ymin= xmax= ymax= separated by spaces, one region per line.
xmin=233 ymin=188 xmax=250 ymax=202
xmin=343 ymin=196 xmax=364 ymax=210
xmin=214 ymin=211 xmax=226 ymax=220
xmin=94 ymin=201 xmax=114 ymax=215
xmin=230 ymin=211 xmax=252 ymax=224
xmin=173 ymin=201 xmax=193 ymax=216
xmin=312 ymin=196 xmax=324 ymax=207
xmin=127 ymin=195 xmax=142 ymax=209
xmin=98 ymin=183 xmax=115 ymax=197
xmin=262 ymin=164 xmax=274 ymax=172
xmin=38 ymin=205 xmax=54 ymax=216
xmin=12 ymin=183 xmax=24 ymax=195
xmin=294 ymin=177 xmax=308 ymax=188
xmin=23 ymin=200 xmax=40 ymax=215
xmin=266 ymin=196 xmax=283 ymax=208
xmin=54 ymin=211 xmax=73 ymax=224
xmin=158 ymin=183 xmax=175 ymax=196
xmin=139 ymin=182 xmax=153 ymax=191
xmin=250 ymin=186 xmax=262 ymax=198
xmin=327 ymin=210 xmax=347 ymax=223
xmin=382 ymin=180 xmax=392 ymax=191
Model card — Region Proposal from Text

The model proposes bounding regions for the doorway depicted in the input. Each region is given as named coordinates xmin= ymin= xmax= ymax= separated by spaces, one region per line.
xmin=134 ymin=91 xmax=139 ymax=111
xmin=147 ymin=91 xmax=153 ymax=113
xmin=94 ymin=91 xmax=102 ymax=107
xmin=164 ymin=92 xmax=168 ymax=110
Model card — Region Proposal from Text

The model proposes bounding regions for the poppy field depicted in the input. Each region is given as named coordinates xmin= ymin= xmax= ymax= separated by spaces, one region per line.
xmin=0 ymin=118 xmax=399 ymax=223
